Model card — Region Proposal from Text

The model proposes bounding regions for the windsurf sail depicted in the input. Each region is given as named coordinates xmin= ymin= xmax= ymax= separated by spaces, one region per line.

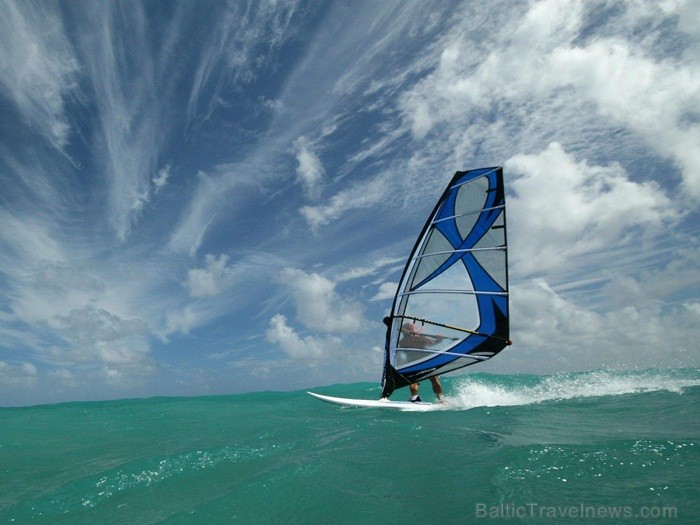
xmin=381 ymin=167 xmax=511 ymax=399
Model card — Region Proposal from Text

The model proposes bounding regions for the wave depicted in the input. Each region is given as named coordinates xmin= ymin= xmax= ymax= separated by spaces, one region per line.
xmin=449 ymin=368 xmax=700 ymax=410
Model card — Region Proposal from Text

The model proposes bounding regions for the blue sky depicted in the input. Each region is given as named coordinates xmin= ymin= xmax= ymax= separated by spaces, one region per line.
xmin=1 ymin=0 xmax=698 ymax=406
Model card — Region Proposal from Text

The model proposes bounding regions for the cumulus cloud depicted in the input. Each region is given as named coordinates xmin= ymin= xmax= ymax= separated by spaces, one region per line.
xmin=371 ymin=282 xmax=398 ymax=302
xmin=266 ymin=313 xmax=338 ymax=360
xmin=162 ymin=306 xmax=200 ymax=338
xmin=548 ymin=40 xmax=700 ymax=197
xmin=2 ymin=1 xmax=697 ymax=405
xmin=48 ymin=368 xmax=79 ymax=388
xmin=277 ymin=267 xmax=367 ymax=333
xmin=399 ymin=0 xmax=700 ymax=197
xmin=185 ymin=254 xmax=239 ymax=298
xmin=509 ymin=278 xmax=700 ymax=372
xmin=9 ymin=264 xmax=106 ymax=328
xmin=265 ymin=267 xmax=378 ymax=362
xmin=506 ymin=142 xmax=678 ymax=275
xmin=50 ymin=305 xmax=154 ymax=374
xmin=0 ymin=361 xmax=38 ymax=388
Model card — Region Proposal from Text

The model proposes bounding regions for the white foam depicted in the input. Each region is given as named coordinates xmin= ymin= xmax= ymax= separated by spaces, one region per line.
xmin=449 ymin=370 xmax=700 ymax=410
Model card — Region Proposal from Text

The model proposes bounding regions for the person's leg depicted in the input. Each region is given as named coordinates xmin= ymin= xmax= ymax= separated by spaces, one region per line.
xmin=429 ymin=377 xmax=444 ymax=401
xmin=409 ymin=383 xmax=421 ymax=402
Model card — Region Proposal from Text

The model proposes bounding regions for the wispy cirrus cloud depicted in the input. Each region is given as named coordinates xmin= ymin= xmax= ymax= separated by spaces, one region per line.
xmin=0 ymin=1 xmax=79 ymax=150
xmin=299 ymin=173 xmax=391 ymax=230
xmin=173 ymin=1 xmax=440 ymax=247
xmin=0 ymin=211 xmax=65 ymax=273
xmin=66 ymin=2 xmax=178 ymax=240
xmin=168 ymin=165 xmax=262 ymax=257
xmin=187 ymin=0 xmax=307 ymax=125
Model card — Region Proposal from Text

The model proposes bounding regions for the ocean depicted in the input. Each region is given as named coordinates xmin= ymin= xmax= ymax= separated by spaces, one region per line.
xmin=1 ymin=369 xmax=698 ymax=524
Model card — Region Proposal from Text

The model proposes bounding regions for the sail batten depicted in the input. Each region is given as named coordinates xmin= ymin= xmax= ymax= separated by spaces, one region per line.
xmin=414 ymin=246 xmax=506 ymax=258
xmin=433 ymin=204 xmax=506 ymax=224
xmin=394 ymin=347 xmax=490 ymax=359
xmin=380 ymin=167 xmax=510 ymax=399
xmin=398 ymin=289 xmax=508 ymax=296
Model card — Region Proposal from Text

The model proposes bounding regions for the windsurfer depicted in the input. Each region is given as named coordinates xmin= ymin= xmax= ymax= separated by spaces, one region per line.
xmin=399 ymin=323 xmax=445 ymax=403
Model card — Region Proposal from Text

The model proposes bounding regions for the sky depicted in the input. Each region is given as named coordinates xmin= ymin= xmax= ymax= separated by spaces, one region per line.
xmin=0 ymin=0 xmax=698 ymax=406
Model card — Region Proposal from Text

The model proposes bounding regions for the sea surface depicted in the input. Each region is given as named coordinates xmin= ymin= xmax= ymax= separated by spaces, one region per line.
xmin=1 ymin=369 xmax=698 ymax=524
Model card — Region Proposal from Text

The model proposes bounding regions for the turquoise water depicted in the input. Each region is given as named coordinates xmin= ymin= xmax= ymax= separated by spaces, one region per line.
xmin=1 ymin=369 xmax=698 ymax=524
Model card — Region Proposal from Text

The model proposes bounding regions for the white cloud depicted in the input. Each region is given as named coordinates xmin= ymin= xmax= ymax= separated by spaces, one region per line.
xmin=294 ymin=136 xmax=324 ymax=200
xmin=0 ymin=2 xmax=79 ymax=149
xmin=266 ymin=313 xmax=337 ymax=360
xmin=153 ymin=164 xmax=171 ymax=194
xmin=49 ymin=368 xmax=79 ymax=388
xmin=277 ymin=268 xmax=367 ymax=333
xmin=168 ymin=167 xmax=260 ymax=256
xmin=598 ymin=246 xmax=700 ymax=308
xmin=548 ymin=40 xmax=700 ymax=197
xmin=265 ymin=260 xmax=400 ymax=362
xmin=163 ymin=306 xmax=199 ymax=337
xmin=336 ymin=256 xmax=405 ymax=282
xmin=371 ymin=282 xmax=398 ymax=302
xmin=399 ymin=0 xmax=699 ymax=197
xmin=0 ymin=210 xmax=65 ymax=271
xmin=509 ymin=278 xmax=700 ymax=372
xmin=185 ymin=254 xmax=238 ymax=298
xmin=0 ymin=361 xmax=38 ymax=388
xmin=299 ymin=174 xmax=390 ymax=229
xmin=67 ymin=2 xmax=172 ymax=241
xmin=1 ymin=1 xmax=697 ymax=405
xmin=187 ymin=0 xmax=306 ymax=123
xmin=50 ymin=306 xmax=153 ymax=373
xmin=506 ymin=142 xmax=678 ymax=275
xmin=10 ymin=263 xmax=105 ymax=328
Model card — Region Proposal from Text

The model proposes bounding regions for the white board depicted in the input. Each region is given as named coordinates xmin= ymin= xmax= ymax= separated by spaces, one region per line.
xmin=307 ymin=391 xmax=440 ymax=411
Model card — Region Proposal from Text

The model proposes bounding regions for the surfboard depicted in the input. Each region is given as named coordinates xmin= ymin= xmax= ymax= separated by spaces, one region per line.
xmin=307 ymin=391 xmax=439 ymax=411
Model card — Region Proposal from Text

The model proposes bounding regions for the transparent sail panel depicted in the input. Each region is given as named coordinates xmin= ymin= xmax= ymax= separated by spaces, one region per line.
xmin=472 ymin=211 xmax=505 ymax=249
xmin=473 ymin=249 xmax=507 ymax=291
xmin=455 ymin=176 xmax=489 ymax=240
xmin=395 ymin=263 xmax=481 ymax=369
xmin=395 ymin=321 xmax=471 ymax=368
xmin=415 ymin=258 xmax=474 ymax=292
xmin=407 ymin=228 xmax=453 ymax=290
xmin=400 ymin=290 xmax=480 ymax=334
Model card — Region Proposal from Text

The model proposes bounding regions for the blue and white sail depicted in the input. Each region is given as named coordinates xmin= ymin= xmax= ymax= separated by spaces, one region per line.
xmin=381 ymin=167 xmax=511 ymax=398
